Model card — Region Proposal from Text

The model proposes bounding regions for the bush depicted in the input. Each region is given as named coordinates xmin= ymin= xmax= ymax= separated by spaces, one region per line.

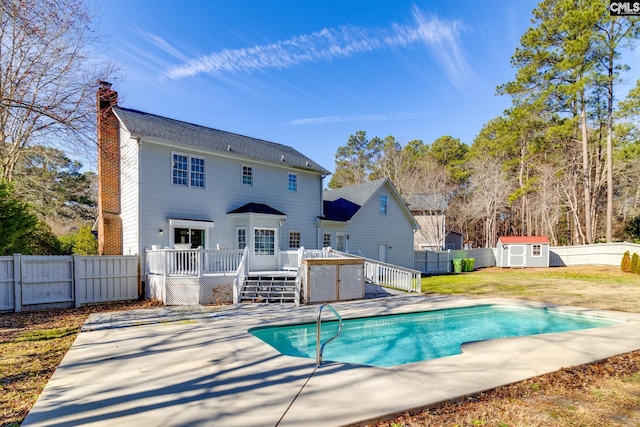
xmin=621 ymin=251 xmax=631 ymax=273
xmin=72 ymin=225 xmax=97 ymax=255
xmin=631 ymin=253 xmax=640 ymax=275
xmin=0 ymin=181 xmax=38 ymax=255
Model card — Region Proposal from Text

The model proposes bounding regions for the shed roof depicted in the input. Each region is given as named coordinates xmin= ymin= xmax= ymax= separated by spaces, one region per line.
xmin=113 ymin=107 xmax=330 ymax=175
xmin=498 ymin=236 xmax=550 ymax=244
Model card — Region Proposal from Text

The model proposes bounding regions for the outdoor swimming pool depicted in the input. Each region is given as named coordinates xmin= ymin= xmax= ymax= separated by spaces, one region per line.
xmin=250 ymin=304 xmax=622 ymax=367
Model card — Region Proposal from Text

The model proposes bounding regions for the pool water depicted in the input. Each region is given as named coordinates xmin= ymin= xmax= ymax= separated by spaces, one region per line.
xmin=249 ymin=305 xmax=621 ymax=367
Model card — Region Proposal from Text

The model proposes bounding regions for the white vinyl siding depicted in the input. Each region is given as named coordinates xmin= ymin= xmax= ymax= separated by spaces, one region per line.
xmin=137 ymin=142 xmax=323 ymax=255
xmin=120 ymin=123 xmax=139 ymax=255
xmin=320 ymin=184 xmax=415 ymax=269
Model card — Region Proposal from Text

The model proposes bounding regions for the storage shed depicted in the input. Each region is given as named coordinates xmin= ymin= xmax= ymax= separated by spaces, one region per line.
xmin=496 ymin=236 xmax=550 ymax=268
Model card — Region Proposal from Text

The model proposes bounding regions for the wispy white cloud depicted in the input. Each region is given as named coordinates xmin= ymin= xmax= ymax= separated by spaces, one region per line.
xmin=136 ymin=29 xmax=193 ymax=63
xmin=286 ymin=112 xmax=416 ymax=126
xmin=162 ymin=7 xmax=470 ymax=87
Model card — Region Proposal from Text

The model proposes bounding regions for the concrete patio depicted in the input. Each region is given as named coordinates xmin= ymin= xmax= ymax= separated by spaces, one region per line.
xmin=22 ymin=295 xmax=640 ymax=426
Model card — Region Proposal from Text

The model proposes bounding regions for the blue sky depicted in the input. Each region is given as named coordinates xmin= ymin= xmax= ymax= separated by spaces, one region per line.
xmin=91 ymin=1 xmax=637 ymax=176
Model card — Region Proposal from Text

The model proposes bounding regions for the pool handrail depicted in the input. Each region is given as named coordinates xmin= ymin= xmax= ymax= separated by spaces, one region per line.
xmin=316 ymin=304 xmax=343 ymax=368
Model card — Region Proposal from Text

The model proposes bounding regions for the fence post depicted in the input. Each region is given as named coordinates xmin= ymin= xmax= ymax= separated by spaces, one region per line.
xmin=73 ymin=255 xmax=82 ymax=308
xmin=198 ymin=246 xmax=204 ymax=278
xmin=13 ymin=254 xmax=21 ymax=313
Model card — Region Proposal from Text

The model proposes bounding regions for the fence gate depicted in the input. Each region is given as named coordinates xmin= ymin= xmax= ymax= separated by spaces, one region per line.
xmin=21 ymin=256 xmax=74 ymax=306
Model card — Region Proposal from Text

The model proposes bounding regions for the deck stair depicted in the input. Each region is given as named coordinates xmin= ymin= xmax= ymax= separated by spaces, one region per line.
xmin=239 ymin=274 xmax=297 ymax=303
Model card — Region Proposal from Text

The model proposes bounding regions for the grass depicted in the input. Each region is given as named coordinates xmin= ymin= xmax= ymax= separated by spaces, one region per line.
xmin=1 ymin=266 xmax=640 ymax=426
xmin=0 ymin=300 xmax=161 ymax=426
xmin=366 ymin=266 xmax=640 ymax=427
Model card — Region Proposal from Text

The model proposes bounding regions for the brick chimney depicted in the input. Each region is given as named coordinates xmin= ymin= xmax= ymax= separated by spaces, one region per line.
xmin=96 ymin=81 xmax=123 ymax=255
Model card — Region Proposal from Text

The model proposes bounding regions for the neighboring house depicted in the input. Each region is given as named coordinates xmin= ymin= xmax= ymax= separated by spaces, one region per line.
xmin=406 ymin=194 xmax=447 ymax=250
xmin=496 ymin=236 xmax=550 ymax=268
xmin=95 ymin=83 xmax=330 ymax=271
xmin=320 ymin=178 xmax=419 ymax=269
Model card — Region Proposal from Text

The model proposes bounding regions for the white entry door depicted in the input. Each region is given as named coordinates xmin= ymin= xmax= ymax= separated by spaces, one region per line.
xmin=508 ymin=245 xmax=526 ymax=267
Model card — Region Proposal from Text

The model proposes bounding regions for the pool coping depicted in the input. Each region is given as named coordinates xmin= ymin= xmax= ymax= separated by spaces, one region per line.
xmin=22 ymin=297 xmax=640 ymax=427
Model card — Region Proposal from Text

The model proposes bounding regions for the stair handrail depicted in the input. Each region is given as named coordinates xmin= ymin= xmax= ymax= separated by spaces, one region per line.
xmin=232 ymin=246 xmax=249 ymax=304
xmin=316 ymin=303 xmax=343 ymax=368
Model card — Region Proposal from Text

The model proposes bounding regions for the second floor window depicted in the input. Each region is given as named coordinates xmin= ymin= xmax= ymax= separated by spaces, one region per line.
xmin=242 ymin=165 xmax=253 ymax=185
xmin=288 ymin=172 xmax=297 ymax=192
xmin=173 ymin=153 xmax=205 ymax=188
xmin=380 ymin=194 xmax=387 ymax=215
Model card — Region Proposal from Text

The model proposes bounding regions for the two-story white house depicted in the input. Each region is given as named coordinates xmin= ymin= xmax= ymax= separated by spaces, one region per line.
xmin=96 ymin=83 xmax=330 ymax=272
xmin=96 ymin=83 xmax=421 ymax=304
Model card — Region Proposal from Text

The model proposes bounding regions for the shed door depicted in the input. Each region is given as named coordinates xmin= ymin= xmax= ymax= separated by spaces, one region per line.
xmin=508 ymin=245 xmax=526 ymax=267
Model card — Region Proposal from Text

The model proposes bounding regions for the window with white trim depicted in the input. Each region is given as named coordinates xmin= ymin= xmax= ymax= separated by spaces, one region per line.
xmin=532 ymin=244 xmax=541 ymax=256
xmin=380 ymin=194 xmax=387 ymax=215
xmin=242 ymin=165 xmax=253 ymax=186
xmin=254 ymin=228 xmax=275 ymax=255
xmin=172 ymin=153 xmax=205 ymax=188
xmin=323 ymin=233 xmax=331 ymax=248
xmin=289 ymin=231 xmax=301 ymax=249
xmin=174 ymin=227 xmax=205 ymax=248
xmin=287 ymin=172 xmax=297 ymax=192
xmin=237 ymin=228 xmax=246 ymax=250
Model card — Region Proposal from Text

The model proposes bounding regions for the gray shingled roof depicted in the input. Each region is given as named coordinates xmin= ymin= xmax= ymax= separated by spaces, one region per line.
xmin=405 ymin=194 xmax=448 ymax=211
xmin=323 ymin=178 xmax=388 ymax=206
xmin=113 ymin=107 xmax=330 ymax=175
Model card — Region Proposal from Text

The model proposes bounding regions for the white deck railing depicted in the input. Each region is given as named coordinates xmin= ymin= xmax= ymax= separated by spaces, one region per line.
xmin=146 ymin=248 xmax=244 ymax=277
xmin=318 ymin=248 xmax=421 ymax=293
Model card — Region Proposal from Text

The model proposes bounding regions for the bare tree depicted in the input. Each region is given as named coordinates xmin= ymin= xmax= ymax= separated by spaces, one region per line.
xmin=466 ymin=157 xmax=513 ymax=248
xmin=0 ymin=0 xmax=117 ymax=181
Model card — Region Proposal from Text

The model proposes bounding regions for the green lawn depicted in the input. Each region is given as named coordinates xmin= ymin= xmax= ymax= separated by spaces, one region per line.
xmin=420 ymin=266 xmax=640 ymax=313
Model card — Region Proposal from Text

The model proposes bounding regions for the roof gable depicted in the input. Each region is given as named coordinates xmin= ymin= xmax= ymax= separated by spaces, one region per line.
xmin=498 ymin=236 xmax=550 ymax=244
xmin=322 ymin=178 xmax=419 ymax=228
xmin=113 ymin=107 xmax=330 ymax=175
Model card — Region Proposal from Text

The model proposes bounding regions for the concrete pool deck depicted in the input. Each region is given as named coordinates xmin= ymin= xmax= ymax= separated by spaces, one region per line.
xmin=22 ymin=296 xmax=640 ymax=427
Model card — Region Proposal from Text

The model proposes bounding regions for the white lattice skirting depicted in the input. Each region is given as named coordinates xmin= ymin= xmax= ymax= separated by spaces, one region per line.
xmin=147 ymin=275 xmax=234 ymax=305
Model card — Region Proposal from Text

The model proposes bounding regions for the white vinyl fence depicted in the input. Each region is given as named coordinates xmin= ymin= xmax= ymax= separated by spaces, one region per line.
xmin=549 ymin=242 xmax=640 ymax=266
xmin=0 ymin=254 xmax=139 ymax=312
xmin=414 ymin=243 xmax=639 ymax=274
